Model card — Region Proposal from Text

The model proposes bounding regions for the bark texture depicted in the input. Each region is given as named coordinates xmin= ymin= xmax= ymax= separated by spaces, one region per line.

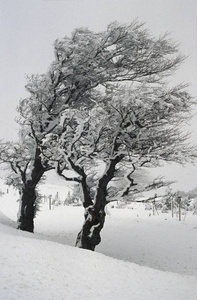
xmin=17 ymin=148 xmax=49 ymax=232
xmin=17 ymin=185 xmax=37 ymax=232
xmin=75 ymin=149 xmax=123 ymax=250
xmin=75 ymin=206 xmax=106 ymax=251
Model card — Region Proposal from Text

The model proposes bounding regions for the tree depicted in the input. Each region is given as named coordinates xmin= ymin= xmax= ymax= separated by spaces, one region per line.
xmin=30 ymin=21 xmax=195 ymax=250
xmin=0 ymin=68 xmax=62 ymax=232
xmin=0 ymin=134 xmax=53 ymax=232
xmin=49 ymin=81 xmax=194 ymax=250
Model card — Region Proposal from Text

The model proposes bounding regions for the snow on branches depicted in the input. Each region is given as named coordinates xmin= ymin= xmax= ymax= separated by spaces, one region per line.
xmin=1 ymin=21 xmax=196 ymax=238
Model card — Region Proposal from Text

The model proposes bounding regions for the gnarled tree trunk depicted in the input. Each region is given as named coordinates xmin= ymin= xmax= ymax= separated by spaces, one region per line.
xmin=75 ymin=205 xmax=106 ymax=251
xmin=75 ymin=150 xmax=123 ymax=250
xmin=17 ymin=184 xmax=37 ymax=232
xmin=17 ymin=148 xmax=51 ymax=233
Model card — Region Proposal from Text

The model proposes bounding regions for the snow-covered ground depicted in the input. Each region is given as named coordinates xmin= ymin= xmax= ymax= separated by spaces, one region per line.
xmin=0 ymin=182 xmax=197 ymax=300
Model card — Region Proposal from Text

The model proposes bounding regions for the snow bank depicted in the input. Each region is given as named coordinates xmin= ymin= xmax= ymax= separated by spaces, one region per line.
xmin=1 ymin=182 xmax=197 ymax=299
xmin=1 ymin=223 xmax=197 ymax=300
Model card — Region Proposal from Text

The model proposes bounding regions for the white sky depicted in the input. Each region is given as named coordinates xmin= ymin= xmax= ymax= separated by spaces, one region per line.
xmin=0 ymin=0 xmax=197 ymax=190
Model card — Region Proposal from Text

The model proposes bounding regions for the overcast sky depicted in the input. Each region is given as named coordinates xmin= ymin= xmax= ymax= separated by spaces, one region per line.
xmin=0 ymin=0 xmax=197 ymax=190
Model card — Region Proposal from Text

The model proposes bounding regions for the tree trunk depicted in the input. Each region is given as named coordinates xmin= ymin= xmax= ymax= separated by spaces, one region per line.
xmin=75 ymin=205 xmax=106 ymax=251
xmin=17 ymin=185 xmax=37 ymax=233
xmin=75 ymin=141 xmax=123 ymax=250
xmin=17 ymin=147 xmax=50 ymax=233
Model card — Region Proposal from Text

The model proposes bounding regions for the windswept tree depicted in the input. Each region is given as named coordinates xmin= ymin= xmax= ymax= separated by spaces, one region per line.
xmin=44 ymin=82 xmax=195 ymax=250
xmin=0 ymin=70 xmax=63 ymax=232
xmin=43 ymin=21 xmax=194 ymax=250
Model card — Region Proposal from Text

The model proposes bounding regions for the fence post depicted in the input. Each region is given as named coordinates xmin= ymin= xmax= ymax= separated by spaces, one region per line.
xmin=179 ymin=202 xmax=181 ymax=221
xmin=49 ymin=195 xmax=52 ymax=210
xmin=177 ymin=196 xmax=181 ymax=221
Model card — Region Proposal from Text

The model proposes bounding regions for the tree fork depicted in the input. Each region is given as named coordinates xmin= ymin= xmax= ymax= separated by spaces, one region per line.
xmin=76 ymin=151 xmax=123 ymax=250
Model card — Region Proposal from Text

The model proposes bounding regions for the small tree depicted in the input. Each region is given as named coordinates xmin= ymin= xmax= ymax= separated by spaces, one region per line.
xmin=64 ymin=191 xmax=72 ymax=206
xmin=0 ymin=72 xmax=58 ymax=232
xmin=52 ymin=192 xmax=60 ymax=206
xmin=0 ymin=136 xmax=52 ymax=232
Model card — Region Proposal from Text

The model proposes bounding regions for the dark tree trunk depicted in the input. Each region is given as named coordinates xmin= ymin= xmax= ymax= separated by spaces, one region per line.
xmin=74 ymin=138 xmax=123 ymax=250
xmin=17 ymin=185 xmax=37 ymax=233
xmin=75 ymin=154 xmax=123 ymax=250
xmin=17 ymin=147 xmax=51 ymax=233
xmin=75 ymin=205 xmax=106 ymax=251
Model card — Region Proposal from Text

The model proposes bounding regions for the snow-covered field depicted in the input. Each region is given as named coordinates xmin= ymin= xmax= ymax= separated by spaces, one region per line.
xmin=0 ymin=182 xmax=197 ymax=300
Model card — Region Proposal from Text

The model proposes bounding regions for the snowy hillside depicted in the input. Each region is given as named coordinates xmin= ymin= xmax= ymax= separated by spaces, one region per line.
xmin=0 ymin=182 xmax=197 ymax=299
